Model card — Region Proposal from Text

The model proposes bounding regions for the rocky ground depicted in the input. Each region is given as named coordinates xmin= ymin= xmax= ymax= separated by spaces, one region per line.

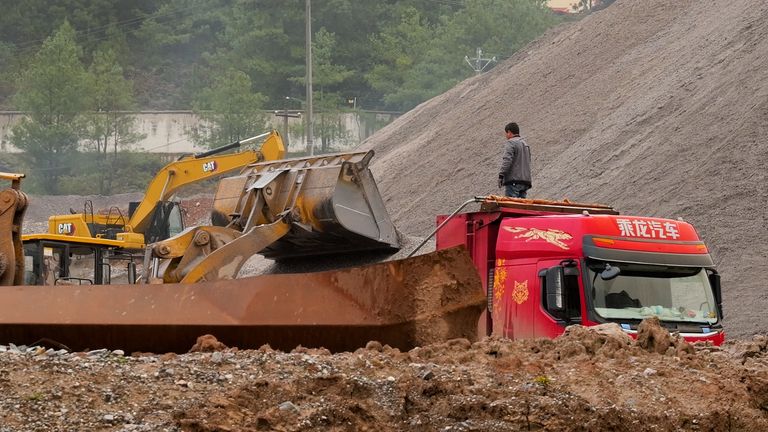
xmin=1 ymin=320 xmax=768 ymax=432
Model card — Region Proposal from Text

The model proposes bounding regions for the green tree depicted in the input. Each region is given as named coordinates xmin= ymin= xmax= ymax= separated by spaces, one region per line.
xmin=10 ymin=21 xmax=91 ymax=194
xmin=191 ymin=68 xmax=268 ymax=148
xmin=370 ymin=0 xmax=557 ymax=110
xmin=188 ymin=0 xmax=305 ymax=109
xmin=311 ymin=28 xmax=353 ymax=152
xmin=365 ymin=7 xmax=434 ymax=109
xmin=134 ymin=0 xmax=229 ymax=108
xmin=82 ymin=47 xmax=144 ymax=194
xmin=0 ymin=1 xmax=563 ymax=116
xmin=0 ymin=42 xmax=15 ymax=106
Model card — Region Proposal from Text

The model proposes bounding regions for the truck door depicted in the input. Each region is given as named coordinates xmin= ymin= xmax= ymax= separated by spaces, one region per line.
xmin=494 ymin=261 xmax=538 ymax=339
xmin=535 ymin=259 xmax=583 ymax=339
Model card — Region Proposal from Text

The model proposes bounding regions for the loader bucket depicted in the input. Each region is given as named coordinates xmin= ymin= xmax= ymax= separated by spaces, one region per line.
xmin=0 ymin=247 xmax=485 ymax=353
xmin=211 ymin=150 xmax=400 ymax=260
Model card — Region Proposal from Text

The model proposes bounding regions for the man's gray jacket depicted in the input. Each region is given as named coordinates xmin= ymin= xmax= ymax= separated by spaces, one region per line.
xmin=499 ymin=136 xmax=532 ymax=186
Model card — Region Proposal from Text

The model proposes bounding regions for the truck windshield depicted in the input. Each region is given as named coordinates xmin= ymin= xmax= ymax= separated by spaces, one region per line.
xmin=587 ymin=260 xmax=718 ymax=325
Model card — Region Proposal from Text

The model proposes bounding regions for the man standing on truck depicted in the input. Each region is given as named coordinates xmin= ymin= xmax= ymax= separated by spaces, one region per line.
xmin=498 ymin=122 xmax=532 ymax=198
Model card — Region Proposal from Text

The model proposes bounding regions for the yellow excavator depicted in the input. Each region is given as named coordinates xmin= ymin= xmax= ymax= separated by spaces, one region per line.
xmin=0 ymin=148 xmax=486 ymax=353
xmin=20 ymin=130 xmax=286 ymax=285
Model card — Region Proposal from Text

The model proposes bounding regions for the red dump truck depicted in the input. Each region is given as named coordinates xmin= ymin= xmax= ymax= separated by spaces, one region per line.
xmin=432 ymin=196 xmax=724 ymax=345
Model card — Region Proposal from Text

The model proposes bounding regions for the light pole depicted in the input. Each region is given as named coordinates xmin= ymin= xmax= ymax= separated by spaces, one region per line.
xmin=305 ymin=0 xmax=314 ymax=156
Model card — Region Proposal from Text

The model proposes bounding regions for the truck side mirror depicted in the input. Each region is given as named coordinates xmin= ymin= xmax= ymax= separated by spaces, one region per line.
xmin=545 ymin=266 xmax=565 ymax=312
xmin=709 ymin=272 xmax=723 ymax=319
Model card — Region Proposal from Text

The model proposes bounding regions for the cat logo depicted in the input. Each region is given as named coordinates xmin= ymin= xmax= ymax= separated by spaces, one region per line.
xmin=202 ymin=160 xmax=218 ymax=173
xmin=58 ymin=223 xmax=75 ymax=235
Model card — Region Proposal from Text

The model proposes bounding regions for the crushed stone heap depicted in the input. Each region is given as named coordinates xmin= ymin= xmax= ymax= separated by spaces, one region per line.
xmin=362 ymin=0 xmax=768 ymax=339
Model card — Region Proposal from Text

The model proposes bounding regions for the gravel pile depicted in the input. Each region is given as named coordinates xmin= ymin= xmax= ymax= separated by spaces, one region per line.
xmin=361 ymin=0 xmax=768 ymax=338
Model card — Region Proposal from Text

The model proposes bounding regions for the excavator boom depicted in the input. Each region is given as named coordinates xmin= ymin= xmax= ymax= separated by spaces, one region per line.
xmin=34 ymin=130 xmax=286 ymax=249
xmin=129 ymin=130 xmax=286 ymax=235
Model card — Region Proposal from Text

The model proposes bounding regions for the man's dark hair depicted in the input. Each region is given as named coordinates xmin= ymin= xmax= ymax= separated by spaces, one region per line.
xmin=504 ymin=122 xmax=520 ymax=135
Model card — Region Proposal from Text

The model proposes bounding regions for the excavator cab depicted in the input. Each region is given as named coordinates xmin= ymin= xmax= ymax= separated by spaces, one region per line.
xmin=22 ymin=238 xmax=140 ymax=285
xmin=138 ymin=200 xmax=185 ymax=244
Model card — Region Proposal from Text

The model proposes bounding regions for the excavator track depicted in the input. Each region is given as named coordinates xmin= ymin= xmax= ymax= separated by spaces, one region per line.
xmin=0 ymin=247 xmax=484 ymax=353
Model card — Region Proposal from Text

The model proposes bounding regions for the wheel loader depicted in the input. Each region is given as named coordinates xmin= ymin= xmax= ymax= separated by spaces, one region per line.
xmin=0 ymin=172 xmax=28 ymax=286
xmin=0 ymin=150 xmax=487 ymax=353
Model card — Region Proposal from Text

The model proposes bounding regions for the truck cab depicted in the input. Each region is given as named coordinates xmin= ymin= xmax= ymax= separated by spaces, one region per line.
xmin=436 ymin=198 xmax=724 ymax=345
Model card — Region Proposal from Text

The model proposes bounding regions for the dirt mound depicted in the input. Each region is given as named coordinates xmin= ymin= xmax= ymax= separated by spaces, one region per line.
xmin=3 ymin=313 xmax=768 ymax=430
xmin=167 ymin=323 xmax=768 ymax=430
xmin=361 ymin=0 xmax=768 ymax=338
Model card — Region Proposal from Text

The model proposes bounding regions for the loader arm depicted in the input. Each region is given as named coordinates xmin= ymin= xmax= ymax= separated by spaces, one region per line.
xmin=149 ymin=150 xmax=400 ymax=283
xmin=0 ymin=173 xmax=28 ymax=286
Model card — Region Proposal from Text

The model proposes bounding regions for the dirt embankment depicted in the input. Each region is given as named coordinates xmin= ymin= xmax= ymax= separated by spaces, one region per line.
xmin=361 ymin=0 xmax=768 ymax=339
xmin=2 ymin=320 xmax=768 ymax=431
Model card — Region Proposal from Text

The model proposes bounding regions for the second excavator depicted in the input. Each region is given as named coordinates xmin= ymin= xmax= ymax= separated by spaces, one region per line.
xmin=21 ymin=130 xmax=287 ymax=286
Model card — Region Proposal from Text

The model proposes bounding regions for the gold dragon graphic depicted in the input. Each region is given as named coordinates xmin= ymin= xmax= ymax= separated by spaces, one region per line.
xmin=493 ymin=259 xmax=507 ymax=313
xmin=504 ymin=226 xmax=573 ymax=250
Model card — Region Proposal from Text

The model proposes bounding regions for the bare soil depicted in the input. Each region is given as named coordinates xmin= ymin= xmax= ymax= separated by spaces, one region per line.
xmin=2 ymin=320 xmax=768 ymax=431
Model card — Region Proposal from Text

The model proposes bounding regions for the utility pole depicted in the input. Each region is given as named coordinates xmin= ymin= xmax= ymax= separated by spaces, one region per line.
xmin=274 ymin=97 xmax=301 ymax=150
xmin=464 ymin=48 xmax=496 ymax=75
xmin=305 ymin=0 xmax=314 ymax=156
xmin=283 ymin=103 xmax=289 ymax=148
